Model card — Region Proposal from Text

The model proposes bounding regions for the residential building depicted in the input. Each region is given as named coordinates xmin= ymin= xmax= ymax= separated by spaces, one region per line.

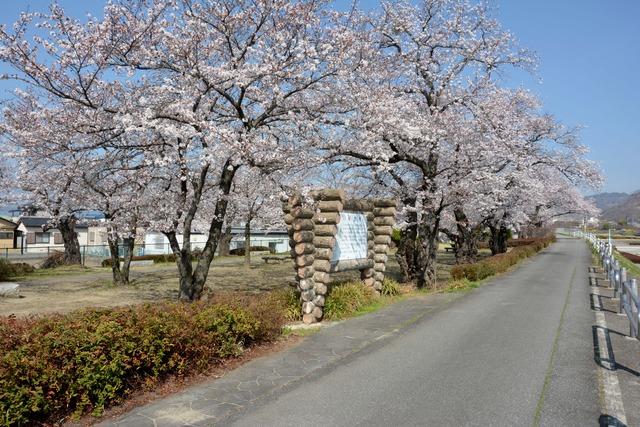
xmin=143 ymin=227 xmax=289 ymax=255
xmin=16 ymin=217 xmax=89 ymax=253
xmin=0 ymin=217 xmax=19 ymax=249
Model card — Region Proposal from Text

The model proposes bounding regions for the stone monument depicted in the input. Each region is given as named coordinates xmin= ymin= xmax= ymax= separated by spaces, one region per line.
xmin=282 ymin=189 xmax=397 ymax=324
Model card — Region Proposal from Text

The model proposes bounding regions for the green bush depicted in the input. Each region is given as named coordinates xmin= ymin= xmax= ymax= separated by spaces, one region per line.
xmin=101 ymin=254 xmax=177 ymax=267
xmin=269 ymin=288 xmax=302 ymax=322
xmin=324 ymin=282 xmax=377 ymax=320
xmin=450 ymin=236 xmax=555 ymax=282
xmin=507 ymin=238 xmax=534 ymax=247
xmin=0 ymin=294 xmax=286 ymax=425
xmin=229 ymin=246 xmax=275 ymax=256
xmin=40 ymin=251 xmax=66 ymax=269
xmin=0 ymin=259 xmax=34 ymax=280
xmin=381 ymin=278 xmax=401 ymax=296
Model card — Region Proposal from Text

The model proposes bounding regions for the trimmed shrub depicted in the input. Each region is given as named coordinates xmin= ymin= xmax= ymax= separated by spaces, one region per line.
xmin=451 ymin=236 xmax=555 ymax=282
xmin=0 ymin=259 xmax=34 ymax=280
xmin=450 ymin=262 xmax=496 ymax=282
xmin=619 ymin=250 xmax=640 ymax=264
xmin=0 ymin=294 xmax=286 ymax=425
xmin=507 ymin=238 xmax=551 ymax=247
xmin=40 ymin=250 xmax=66 ymax=269
xmin=229 ymin=246 xmax=275 ymax=256
xmin=101 ymin=254 xmax=179 ymax=267
xmin=324 ymin=282 xmax=377 ymax=320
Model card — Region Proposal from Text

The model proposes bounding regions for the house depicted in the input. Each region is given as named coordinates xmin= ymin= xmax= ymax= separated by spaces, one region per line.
xmin=142 ymin=227 xmax=289 ymax=255
xmin=16 ymin=217 xmax=89 ymax=253
xmin=87 ymin=225 xmax=109 ymax=246
xmin=229 ymin=226 xmax=289 ymax=253
xmin=143 ymin=231 xmax=209 ymax=255
xmin=0 ymin=217 xmax=19 ymax=249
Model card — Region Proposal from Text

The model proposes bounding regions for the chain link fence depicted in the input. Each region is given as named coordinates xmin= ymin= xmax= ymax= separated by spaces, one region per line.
xmin=1 ymin=243 xmax=176 ymax=267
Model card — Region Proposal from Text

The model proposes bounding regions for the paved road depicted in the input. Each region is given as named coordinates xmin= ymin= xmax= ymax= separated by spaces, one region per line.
xmin=224 ymin=238 xmax=599 ymax=426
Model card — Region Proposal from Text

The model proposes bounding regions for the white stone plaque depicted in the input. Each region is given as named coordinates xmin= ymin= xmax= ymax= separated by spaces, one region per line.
xmin=331 ymin=212 xmax=368 ymax=262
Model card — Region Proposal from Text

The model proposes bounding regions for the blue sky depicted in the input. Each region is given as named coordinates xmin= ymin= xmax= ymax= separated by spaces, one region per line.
xmin=0 ymin=0 xmax=638 ymax=194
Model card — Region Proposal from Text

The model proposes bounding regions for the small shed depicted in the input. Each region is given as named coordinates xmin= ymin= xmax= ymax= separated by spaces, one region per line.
xmin=0 ymin=217 xmax=19 ymax=249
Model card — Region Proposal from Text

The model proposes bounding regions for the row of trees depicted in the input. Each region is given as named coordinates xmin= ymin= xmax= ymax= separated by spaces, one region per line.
xmin=0 ymin=0 xmax=601 ymax=297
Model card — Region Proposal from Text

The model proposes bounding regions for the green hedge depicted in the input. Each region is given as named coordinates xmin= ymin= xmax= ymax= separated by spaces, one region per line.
xmin=229 ymin=246 xmax=275 ymax=256
xmin=450 ymin=236 xmax=555 ymax=282
xmin=507 ymin=238 xmax=550 ymax=247
xmin=0 ymin=259 xmax=34 ymax=280
xmin=101 ymin=253 xmax=181 ymax=267
xmin=0 ymin=294 xmax=287 ymax=425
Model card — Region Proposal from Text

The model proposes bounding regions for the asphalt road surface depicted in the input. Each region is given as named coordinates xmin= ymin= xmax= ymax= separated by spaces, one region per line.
xmin=225 ymin=238 xmax=600 ymax=426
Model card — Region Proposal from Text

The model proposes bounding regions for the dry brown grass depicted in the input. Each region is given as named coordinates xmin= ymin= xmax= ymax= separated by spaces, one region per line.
xmin=0 ymin=249 xmax=465 ymax=317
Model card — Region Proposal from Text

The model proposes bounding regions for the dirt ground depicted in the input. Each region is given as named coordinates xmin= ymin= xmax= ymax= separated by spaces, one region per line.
xmin=1 ymin=250 xmax=464 ymax=317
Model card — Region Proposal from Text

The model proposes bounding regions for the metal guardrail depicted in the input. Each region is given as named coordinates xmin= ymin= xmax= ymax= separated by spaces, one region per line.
xmin=579 ymin=231 xmax=639 ymax=339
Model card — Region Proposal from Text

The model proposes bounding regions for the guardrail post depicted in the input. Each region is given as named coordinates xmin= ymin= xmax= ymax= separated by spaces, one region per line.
xmin=619 ymin=277 xmax=626 ymax=315
xmin=608 ymin=260 xmax=615 ymax=285
xmin=631 ymin=279 xmax=639 ymax=339
xmin=616 ymin=267 xmax=627 ymax=299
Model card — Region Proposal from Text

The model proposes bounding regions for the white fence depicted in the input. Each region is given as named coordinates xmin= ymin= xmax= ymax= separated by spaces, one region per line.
xmin=580 ymin=231 xmax=639 ymax=339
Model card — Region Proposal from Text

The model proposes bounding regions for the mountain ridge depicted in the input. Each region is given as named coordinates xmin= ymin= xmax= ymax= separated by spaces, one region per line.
xmin=589 ymin=191 xmax=640 ymax=222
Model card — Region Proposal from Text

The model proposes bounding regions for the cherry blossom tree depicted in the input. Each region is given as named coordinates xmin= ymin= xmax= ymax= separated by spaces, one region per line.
xmin=0 ymin=0 xmax=604 ymax=296
xmin=226 ymin=168 xmax=284 ymax=267
xmin=0 ymin=0 xmax=364 ymax=299
xmin=0 ymin=96 xmax=93 ymax=264
xmin=79 ymin=153 xmax=148 ymax=286
xmin=329 ymin=0 xmax=534 ymax=287
xmin=438 ymin=88 xmax=602 ymax=259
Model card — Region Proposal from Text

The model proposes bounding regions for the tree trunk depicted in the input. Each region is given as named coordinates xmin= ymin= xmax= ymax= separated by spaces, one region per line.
xmin=453 ymin=207 xmax=479 ymax=264
xmin=218 ymin=225 xmax=232 ymax=256
xmin=120 ymin=237 xmax=135 ymax=284
xmin=395 ymin=200 xmax=418 ymax=283
xmin=489 ymin=224 xmax=509 ymax=255
xmin=415 ymin=217 xmax=440 ymax=289
xmin=396 ymin=226 xmax=415 ymax=283
xmin=244 ymin=218 xmax=251 ymax=268
xmin=413 ymin=154 xmax=443 ymax=289
xmin=170 ymin=160 xmax=238 ymax=301
xmin=56 ymin=216 xmax=81 ymax=265
xmin=107 ymin=235 xmax=125 ymax=285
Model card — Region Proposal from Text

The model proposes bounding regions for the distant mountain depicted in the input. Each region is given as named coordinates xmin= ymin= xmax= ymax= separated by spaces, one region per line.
xmin=588 ymin=192 xmax=631 ymax=211
xmin=600 ymin=191 xmax=640 ymax=223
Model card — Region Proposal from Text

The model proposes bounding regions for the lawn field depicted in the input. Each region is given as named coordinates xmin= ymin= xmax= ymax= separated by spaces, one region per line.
xmin=0 ymin=249 xmax=486 ymax=317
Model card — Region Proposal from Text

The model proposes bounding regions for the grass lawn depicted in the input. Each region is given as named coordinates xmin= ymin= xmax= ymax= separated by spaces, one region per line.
xmin=3 ymin=250 xmax=478 ymax=316
xmin=614 ymin=250 xmax=640 ymax=278
xmin=1 ymin=248 xmax=496 ymax=317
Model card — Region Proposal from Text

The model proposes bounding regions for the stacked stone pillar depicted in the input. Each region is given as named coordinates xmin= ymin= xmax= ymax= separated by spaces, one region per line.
xmin=283 ymin=193 xmax=322 ymax=324
xmin=310 ymin=190 xmax=345 ymax=324
xmin=372 ymin=200 xmax=397 ymax=290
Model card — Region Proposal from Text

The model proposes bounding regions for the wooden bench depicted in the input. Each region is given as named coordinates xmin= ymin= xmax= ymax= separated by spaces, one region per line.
xmin=444 ymin=246 xmax=457 ymax=253
xmin=262 ymin=255 xmax=289 ymax=264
